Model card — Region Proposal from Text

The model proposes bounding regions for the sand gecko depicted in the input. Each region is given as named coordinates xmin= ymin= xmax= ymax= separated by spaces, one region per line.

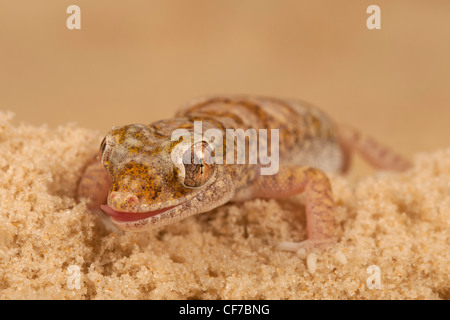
xmin=77 ymin=95 xmax=411 ymax=252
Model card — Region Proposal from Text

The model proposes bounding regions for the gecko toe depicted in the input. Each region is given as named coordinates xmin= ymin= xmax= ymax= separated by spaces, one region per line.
xmin=276 ymin=238 xmax=337 ymax=257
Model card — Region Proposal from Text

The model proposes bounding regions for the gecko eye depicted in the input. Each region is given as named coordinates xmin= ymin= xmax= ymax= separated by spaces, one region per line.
xmin=182 ymin=142 xmax=215 ymax=188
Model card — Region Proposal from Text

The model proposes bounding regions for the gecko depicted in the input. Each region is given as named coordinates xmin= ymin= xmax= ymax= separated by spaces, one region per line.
xmin=77 ymin=95 xmax=411 ymax=253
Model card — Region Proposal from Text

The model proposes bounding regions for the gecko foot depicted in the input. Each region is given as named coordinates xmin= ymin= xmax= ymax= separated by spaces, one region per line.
xmin=276 ymin=238 xmax=337 ymax=257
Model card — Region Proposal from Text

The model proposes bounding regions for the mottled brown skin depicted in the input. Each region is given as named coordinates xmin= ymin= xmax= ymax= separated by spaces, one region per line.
xmin=77 ymin=95 xmax=411 ymax=252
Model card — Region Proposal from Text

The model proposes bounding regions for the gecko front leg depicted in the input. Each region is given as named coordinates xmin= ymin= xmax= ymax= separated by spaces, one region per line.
xmin=249 ymin=166 xmax=337 ymax=253
xmin=77 ymin=158 xmax=111 ymax=214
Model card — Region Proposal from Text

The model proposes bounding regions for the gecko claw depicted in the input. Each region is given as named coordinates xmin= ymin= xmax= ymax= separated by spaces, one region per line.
xmin=276 ymin=238 xmax=337 ymax=257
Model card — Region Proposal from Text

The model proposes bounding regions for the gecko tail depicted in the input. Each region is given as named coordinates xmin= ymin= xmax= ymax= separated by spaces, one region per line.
xmin=336 ymin=124 xmax=412 ymax=172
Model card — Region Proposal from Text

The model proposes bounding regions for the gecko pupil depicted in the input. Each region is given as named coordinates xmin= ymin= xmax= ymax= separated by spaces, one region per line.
xmin=199 ymin=161 xmax=204 ymax=174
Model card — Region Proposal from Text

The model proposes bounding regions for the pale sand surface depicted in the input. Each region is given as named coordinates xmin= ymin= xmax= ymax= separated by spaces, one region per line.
xmin=0 ymin=111 xmax=448 ymax=299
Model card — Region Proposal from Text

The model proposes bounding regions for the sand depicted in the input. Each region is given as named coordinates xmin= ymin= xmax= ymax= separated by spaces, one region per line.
xmin=0 ymin=111 xmax=448 ymax=300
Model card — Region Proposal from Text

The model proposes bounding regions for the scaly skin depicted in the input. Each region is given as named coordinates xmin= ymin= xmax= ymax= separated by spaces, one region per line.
xmin=77 ymin=95 xmax=411 ymax=252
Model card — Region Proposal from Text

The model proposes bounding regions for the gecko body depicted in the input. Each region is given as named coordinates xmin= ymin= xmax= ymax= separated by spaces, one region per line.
xmin=78 ymin=95 xmax=410 ymax=252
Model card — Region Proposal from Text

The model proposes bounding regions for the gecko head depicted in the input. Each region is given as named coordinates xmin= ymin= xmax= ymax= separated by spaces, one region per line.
xmin=99 ymin=123 xmax=233 ymax=231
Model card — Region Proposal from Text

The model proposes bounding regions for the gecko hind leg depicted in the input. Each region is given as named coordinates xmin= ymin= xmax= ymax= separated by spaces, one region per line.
xmin=337 ymin=124 xmax=412 ymax=172
xmin=251 ymin=166 xmax=337 ymax=254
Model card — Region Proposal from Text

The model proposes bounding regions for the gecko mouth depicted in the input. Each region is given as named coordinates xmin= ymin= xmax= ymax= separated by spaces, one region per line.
xmin=100 ymin=204 xmax=179 ymax=222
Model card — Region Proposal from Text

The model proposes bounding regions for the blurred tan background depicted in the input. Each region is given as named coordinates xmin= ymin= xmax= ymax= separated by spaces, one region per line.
xmin=1 ymin=0 xmax=449 ymax=157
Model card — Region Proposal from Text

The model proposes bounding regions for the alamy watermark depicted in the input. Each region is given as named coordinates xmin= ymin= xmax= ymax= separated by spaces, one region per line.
xmin=170 ymin=121 xmax=279 ymax=175
xmin=67 ymin=265 xmax=81 ymax=290
xmin=366 ymin=5 xmax=381 ymax=30
xmin=366 ymin=265 xmax=382 ymax=289
xmin=66 ymin=5 xmax=81 ymax=30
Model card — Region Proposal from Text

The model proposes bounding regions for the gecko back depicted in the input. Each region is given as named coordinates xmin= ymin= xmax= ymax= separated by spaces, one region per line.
xmin=175 ymin=95 xmax=346 ymax=174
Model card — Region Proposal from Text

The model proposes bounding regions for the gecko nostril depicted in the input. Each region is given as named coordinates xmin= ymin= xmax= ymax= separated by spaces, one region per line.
xmin=127 ymin=194 xmax=140 ymax=206
xmin=108 ymin=191 xmax=140 ymax=210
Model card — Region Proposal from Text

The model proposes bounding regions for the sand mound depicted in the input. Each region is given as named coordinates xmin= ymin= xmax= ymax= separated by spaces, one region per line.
xmin=0 ymin=111 xmax=448 ymax=299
